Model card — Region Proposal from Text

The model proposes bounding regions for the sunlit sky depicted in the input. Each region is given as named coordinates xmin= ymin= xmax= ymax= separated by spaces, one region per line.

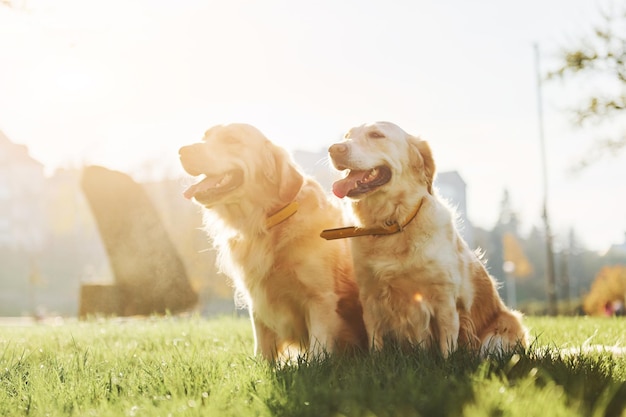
xmin=1 ymin=0 xmax=625 ymax=252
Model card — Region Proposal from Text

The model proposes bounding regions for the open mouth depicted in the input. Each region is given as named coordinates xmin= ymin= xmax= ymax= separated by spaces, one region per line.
xmin=183 ymin=169 xmax=244 ymax=201
xmin=332 ymin=166 xmax=391 ymax=198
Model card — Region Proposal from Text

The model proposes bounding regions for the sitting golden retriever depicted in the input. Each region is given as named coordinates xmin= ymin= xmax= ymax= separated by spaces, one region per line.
xmin=179 ymin=123 xmax=368 ymax=361
xmin=323 ymin=121 xmax=528 ymax=355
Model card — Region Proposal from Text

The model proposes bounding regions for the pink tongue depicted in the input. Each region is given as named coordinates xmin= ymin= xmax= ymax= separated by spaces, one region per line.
xmin=182 ymin=175 xmax=224 ymax=199
xmin=183 ymin=183 xmax=200 ymax=200
xmin=332 ymin=170 xmax=370 ymax=198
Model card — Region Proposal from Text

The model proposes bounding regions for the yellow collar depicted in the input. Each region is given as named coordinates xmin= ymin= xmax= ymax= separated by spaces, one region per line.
xmin=320 ymin=198 xmax=424 ymax=240
xmin=266 ymin=201 xmax=299 ymax=229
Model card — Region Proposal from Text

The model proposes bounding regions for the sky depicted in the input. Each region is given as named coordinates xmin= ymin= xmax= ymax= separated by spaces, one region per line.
xmin=0 ymin=0 xmax=625 ymax=253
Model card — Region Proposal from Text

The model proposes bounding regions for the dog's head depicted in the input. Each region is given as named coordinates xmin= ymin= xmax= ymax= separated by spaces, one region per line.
xmin=179 ymin=123 xmax=303 ymax=209
xmin=328 ymin=121 xmax=435 ymax=200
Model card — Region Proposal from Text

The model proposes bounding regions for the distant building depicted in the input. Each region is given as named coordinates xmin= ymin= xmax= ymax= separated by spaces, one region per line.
xmin=0 ymin=130 xmax=47 ymax=250
xmin=292 ymin=149 xmax=474 ymax=246
xmin=434 ymin=171 xmax=474 ymax=246
xmin=606 ymin=233 xmax=626 ymax=256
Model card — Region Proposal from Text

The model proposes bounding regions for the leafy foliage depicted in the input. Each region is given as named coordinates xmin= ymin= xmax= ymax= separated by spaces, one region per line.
xmin=548 ymin=2 xmax=626 ymax=169
xmin=584 ymin=265 xmax=626 ymax=315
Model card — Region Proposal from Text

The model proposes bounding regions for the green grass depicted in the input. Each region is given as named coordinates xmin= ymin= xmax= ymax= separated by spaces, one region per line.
xmin=1 ymin=316 xmax=626 ymax=417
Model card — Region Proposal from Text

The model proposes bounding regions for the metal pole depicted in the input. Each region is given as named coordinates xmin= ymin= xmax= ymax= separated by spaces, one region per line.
xmin=534 ymin=43 xmax=558 ymax=316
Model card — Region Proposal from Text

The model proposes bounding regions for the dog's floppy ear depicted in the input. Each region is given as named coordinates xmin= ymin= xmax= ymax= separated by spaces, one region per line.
xmin=262 ymin=142 xmax=304 ymax=203
xmin=407 ymin=135 xmax=436 ymax=194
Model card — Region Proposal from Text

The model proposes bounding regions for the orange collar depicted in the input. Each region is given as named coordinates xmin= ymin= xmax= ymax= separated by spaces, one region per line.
xmin=266 ymin=201 xmax=299 ymax=229
xmin=320 ymin=198 xmax=424 ymax=240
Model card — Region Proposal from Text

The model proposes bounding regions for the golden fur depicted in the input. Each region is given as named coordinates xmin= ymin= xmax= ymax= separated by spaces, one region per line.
xmin=179 ymin=123 xmax=367 ymax=361
xmin=328 ymin=121 xmax=528 ymax=355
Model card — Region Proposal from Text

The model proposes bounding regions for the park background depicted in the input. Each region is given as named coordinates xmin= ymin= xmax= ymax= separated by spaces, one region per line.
xmin=1 ymin=0 xmax=626 ymax=319
xmin=1 ymin=130 xmax=625 ymax=319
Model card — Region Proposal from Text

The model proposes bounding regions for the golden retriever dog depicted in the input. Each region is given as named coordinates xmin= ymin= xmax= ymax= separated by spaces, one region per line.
xmin=323 ymin=121 xmax=528 ymax=356
xmin=179 ymin=123 xmax=368 ymax=361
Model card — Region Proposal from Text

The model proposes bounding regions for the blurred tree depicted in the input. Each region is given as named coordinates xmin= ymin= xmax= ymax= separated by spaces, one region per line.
xmin=519 ymin=227 xmax=549 ymax=299
xmin=502 ymin=232 xmax=533 ymax=279
xmin=502 ymin=231 xmax=533 ymax=309
xmin=489 ymin=189 xmax=532 ymax=308
xmin=496 ymin=189 xmax=520 ymax=232
xmin=561 ymin=228 xmax=585 ymax=304
xmin=548 ymin=2 xmax=626 ymax=169
xmin=583 ymin=265 xmax=626 ymax=315
xmin=488 ymin=189 xmax=519 ymax=282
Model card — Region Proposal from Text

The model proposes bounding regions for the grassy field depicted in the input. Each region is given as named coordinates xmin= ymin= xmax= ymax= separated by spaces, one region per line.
xmin=1 ymin=315 xmax=626 ymax=417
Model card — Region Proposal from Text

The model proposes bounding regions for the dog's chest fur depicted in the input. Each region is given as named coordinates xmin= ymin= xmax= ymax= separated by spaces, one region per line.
xmin=352 ymin=199 xmax=467 ymax=304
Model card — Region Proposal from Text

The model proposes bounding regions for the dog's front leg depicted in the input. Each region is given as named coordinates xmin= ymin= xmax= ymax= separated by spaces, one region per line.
xmin=433 ymin=297 xmax=460 ymax=357
xmin=361 ymin=302 xmax=383 ymax=351
xmin=252 ymin=315 xmax=280 ymax=361
xmin=307 ymin=301 xmax=339 ymax=357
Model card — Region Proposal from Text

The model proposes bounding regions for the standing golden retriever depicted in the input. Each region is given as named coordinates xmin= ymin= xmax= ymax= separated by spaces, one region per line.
xmin=323 ymin=121 xmax=528 ymax=355
xmin=179 ymin=123 xmax=367 ymax=361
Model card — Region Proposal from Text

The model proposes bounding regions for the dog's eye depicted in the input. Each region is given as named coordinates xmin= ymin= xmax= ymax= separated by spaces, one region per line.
xmin=368 ymin=131 xmax=385 ymax=139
